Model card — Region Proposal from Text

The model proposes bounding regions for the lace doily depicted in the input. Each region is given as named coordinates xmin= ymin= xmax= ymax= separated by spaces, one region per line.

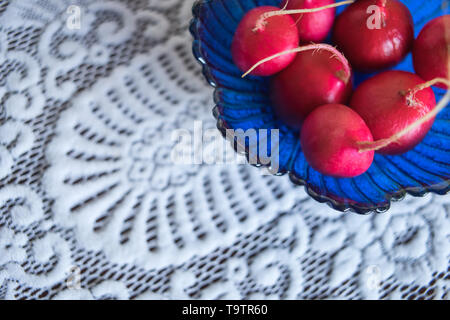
xmin=0 ymin=0 xmax=448 ymax=300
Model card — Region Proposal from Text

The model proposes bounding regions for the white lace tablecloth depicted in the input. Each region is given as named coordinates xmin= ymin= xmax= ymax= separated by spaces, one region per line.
xmin=0 ymin=0 xmax=448 ymax=300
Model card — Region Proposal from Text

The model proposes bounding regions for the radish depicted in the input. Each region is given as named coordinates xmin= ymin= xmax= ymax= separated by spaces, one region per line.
xmin=231 ymin=6 xmax=299 ymax=76
xmin=413 ymin=15 xmax=450 ymax=89
xmin=350 ymin=71 xmax=438 ymax=155
xmin=300 ymin=82 xmax=450 ymax=178
xmin=280 ymin=0 xmax=336 ymax=42
xmin=269 ymin=44 xmax=353 ymax=128
xmin=300 ymin=104 xmax=375 ymax=178
xmin=231 ymin=1 xmax=354 ymax=76
xmin=333 ymin=0 xmax=414 ymax=71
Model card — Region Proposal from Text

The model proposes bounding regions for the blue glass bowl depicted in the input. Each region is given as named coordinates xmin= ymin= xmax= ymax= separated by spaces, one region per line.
xmin=189 ymin=0 xmax=450 ymax=214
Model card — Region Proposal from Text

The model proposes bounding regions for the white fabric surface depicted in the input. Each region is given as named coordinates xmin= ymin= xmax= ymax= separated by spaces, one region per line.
xmin=0 ymin=0 xmax=448 ymax=300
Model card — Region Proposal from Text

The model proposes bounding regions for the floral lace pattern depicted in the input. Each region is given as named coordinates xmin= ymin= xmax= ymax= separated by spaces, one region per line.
xmin=0 ymin=0 xmax=448 ymax=300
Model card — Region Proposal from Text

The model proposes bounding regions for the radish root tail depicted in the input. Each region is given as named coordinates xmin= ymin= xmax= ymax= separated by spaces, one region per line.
xmin=254 ymin=0 xmax=355 ymax=31
xmin=404 ymin=78 xmax=450 ymax=107
xmin=255 ymin=0 xmax=356 ymax=29
xmin=241 ymin=43 xmax=351 ymax=80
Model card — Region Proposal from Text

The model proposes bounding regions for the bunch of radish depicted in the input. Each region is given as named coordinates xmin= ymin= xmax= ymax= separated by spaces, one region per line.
xmin=231 ymin=0 xmax=450 ymax=178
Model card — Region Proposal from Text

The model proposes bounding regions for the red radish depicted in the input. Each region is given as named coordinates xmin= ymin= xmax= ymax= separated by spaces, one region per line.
xmin=300 ymin=82 xmax=450 ymax=178
xmin=350 ymin=71 xmax=437 ymax=155
xmin=280 ymin=0 xmax=336 ymax=42
xmin=267 ymin=44 xmax=352 ymax=128
xmin=413 ymin=15 xmax=450 ymax=89
xmin=333 ymin=0 xmax=414 ymax=71
xmin=300 ymin=104 xmax=375 ymax=178
xmin=231 ymin=6 xmax=299 ymax=76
